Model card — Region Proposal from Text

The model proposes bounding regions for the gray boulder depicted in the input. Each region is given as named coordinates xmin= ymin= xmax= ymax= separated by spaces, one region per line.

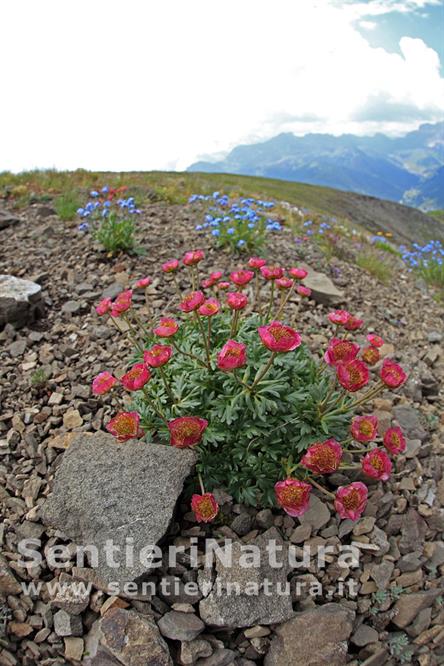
xmin=0 ymin=274 xmax=45 ymax=328
xmin=0 ymin=208 xmax=20 ymax=230
xmin=199 ymin=528 xmax=294 ymax=629
xmin=265 ymin=603 xmax=355 ymax=666
xmin=302 ymin=266 xmax=345 ymax=306
xmin=41 ymin=432 xmax=195 ymax=589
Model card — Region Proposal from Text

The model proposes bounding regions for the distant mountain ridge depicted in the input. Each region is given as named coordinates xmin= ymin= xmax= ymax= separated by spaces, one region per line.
xmin=188 ymin=122 xmax=444 ymax=210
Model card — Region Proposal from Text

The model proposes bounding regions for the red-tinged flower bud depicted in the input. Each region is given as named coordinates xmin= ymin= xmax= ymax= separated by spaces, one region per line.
xmin=201 ymin=271 xmax=223 ymax=288
xmin=168 ymin=416 xmax=208 ymax=448
xmin=216 ymin=281 xmax=231 ymax=291
xmin=230 ymin=270 xmax=255 ymax=286
xmin=106 ymin=411 xmax=143 ymax=442
xmin=343 ymin=315 xmax=364 ymax=331
xmin=217 ymin=339 xmax=247 ymax=371
xmin=92 ymin=371 xmax=118 ymax=395
xmin=183 ymin=250 xmax=204 ymax=266
xmin=248 ymin=257 xmax=267 ymax=269
xmin=362 ymin=448 xmax=392 ymax=480
xmin=334 ymin=482 xmax=368 ymax=521
xmin=362 ymin=346 xmax=380 ymax=366
xmin=226 ymin=292 xmax=248 ymax=310
xmin=110 ymin=290 xmax=133 ymax=317
xmin=153 ymin=317 xmax=179 ymax=337
xmin=324 ymin=338 xmax=360 ymax=366
xmin=191 ymin=493 xmax=219 ymax=523
xmin=380 ymin=358 xmax=407 ymax=388
xmin=300 ymin=439 xmax=343 ymax=474
xmin=297 ymin=285 xmax=311 ymax=297
xmin=133 ymin=277 xmax=152 ymax=289
xmin=179 ymin=291 xmax=206 ymax=313
xmin=336 ymin=359 xmax=370 ymax=392
xmin=275 ymin=277 xmax=294 ymax=290
xmin=274 ymin=478 xmax=311 ymax=517
xmin=328 ymin=309 xmax=350 ymax=325
xmin=260 ymin=265 xmax=284 ymax=280
xmin=258 ymin=321 xmax=302 ymax=352
xmin=367 ymin=334 xmax=384 ymax=348
xmin=143 ymin=344 xmax=172 ymax=368
xmin=351 ymin=415 xmax=378 ymax=442
xmin=288 ymin=267 xmax=308 ymax=279
xmin=121 ymin=363 xmax=151 ymax=391
xmin=162 ymin=259 xmax=180 ymax=273
xmin=96 ymin=298 xmax=112 ymax=316
xmin=199 ymin=298 xmax=221 ymax=317
xmin=383 ymin=426 xmax=406 ymax=455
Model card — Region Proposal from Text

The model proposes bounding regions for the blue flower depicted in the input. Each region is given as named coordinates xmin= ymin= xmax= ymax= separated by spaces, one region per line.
xmin=237 ymin=240 xmax=246 ymax=247
xmin=227 ymin=228 xmax=235 ymax=235
xmin=90 ymin=191 xmax=99 ymax=198
xmin=78 ymin=222 xmax=89 ymax=231
xmin=101 ymin=186 xmax=109 ymax=194
xmin=212 ymin=229 xmax=220 ymax=237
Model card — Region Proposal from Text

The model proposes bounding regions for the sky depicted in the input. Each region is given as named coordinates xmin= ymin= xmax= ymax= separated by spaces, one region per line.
xmin=1 ymin=0 xmax=443 ymax=172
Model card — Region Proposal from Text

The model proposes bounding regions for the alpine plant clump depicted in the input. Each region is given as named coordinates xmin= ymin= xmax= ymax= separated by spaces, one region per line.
xmin=189 ymin=192 xmax=282 ymax=252
xmin=92 ymin=250 xmax=407 ymax=524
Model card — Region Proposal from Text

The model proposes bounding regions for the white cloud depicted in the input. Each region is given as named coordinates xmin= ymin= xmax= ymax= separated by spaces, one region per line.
xmin=359 ymin=20 xmax=378 ymax=29
xmin=0 ymin=0 xmax=443 ymax=172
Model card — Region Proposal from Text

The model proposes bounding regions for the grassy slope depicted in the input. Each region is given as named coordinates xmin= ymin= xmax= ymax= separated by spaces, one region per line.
xmin=1 ymin=169 xmax=443 ymax=243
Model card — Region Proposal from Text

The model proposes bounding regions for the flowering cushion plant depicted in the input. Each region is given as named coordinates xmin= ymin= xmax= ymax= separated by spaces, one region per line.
xmin=93 ymin=250 xmax=408 ymax=523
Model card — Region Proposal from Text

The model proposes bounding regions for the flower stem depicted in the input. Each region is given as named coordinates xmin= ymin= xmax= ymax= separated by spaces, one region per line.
xmin=309 ymin=477 xmax=335 ymax=499
xmin=275 ymin=283 xmax=295 ymax=320
xmin=142 ymin=387 xmax=168 ymax=423
xmin=254 ymin=272 xmax=262 ymax=314
xmin=172 ymin=341 xmax=207 ymax=368
xmin=159 ymin=366 xmax=175 ymax=403
xmin=122 ymin=314 xmax=144 ymax=353
xmin=194 ymin=311 xmax=211 ymax=368
xmin=249 ymin=352 xmax=276 ymax=391
xmin=198 ymin=472 xmax=206 ymax=495
xmin=265 ymin=281 xmax=275 ymax=320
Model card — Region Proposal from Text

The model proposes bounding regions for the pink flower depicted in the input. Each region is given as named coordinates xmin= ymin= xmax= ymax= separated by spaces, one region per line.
xmin=106 ymin=411 xmax=143 ymax=442
xmin=296 ymin=285 xmax=311 ymax=297
xmin=96 ymin=298 xmax=112 ymax=316
xmin=191 ymin=493 xmax=219 ymax=523
xmin=248 ymin=257 xmax=267 ymax=269
xmin=288 ymin=267 xmax=308 ymax=280
xmin=258 ymin=321 xmax=302 ymax=353
xmin=121 ymin=363 xmax=151 ymax=391
xmin=133 ymin=277 xmax=151 ymax=289
xmin=162 ymin=259 xmax=180 ymax=273
xmin=153 ymin=317 xmax=179 ymax=337
xmin=260 ymin=265 xmax=284 ymax=280
xmin=362 ymin=448 xmax=392 ymax=481
xmin=216 ymin=281 xmax=231 ymax=291
xmin=344 ymin=315 xmax=364 ymax=331
xmin=274 ymin=478 xmax=311 ymax=517
xmin=324 ymin=338 xmax=360 ymax=366
xmin=183 ymin=250 xmax=204 ymax=266
xmin=217 ymin=340 xmax=247 ymax=371
xmin=328 ymin=310 xmax=350 ymax=326
xmin=334 ymin=482 xmax=368 ymax=521
xmin=367 ymin=334 xmax=384 ymax=348
xmin=383 ymin=427 xmax=406 ymax=455
xmin=300 ymin=439 xmax=343 ymax=474
xmin=362 ymin=346 xmax=380 ymax=366
xmin=337 ymin=359 xmax=370 ymax=392
xmin=92 ymin=371 xmax=118 ymax=395
xmin=110 ymin=290 xmax=133 ymax=317
xmin=226 ymin=292 xmax=248 ymax=310
xmin=351 ymin=415 xmax=378 ymax=443
xmin=202 ymin=271 xmax=223 ymax=288
xmin=168 ymin=416 xmax=208 ymax=448
xmin=276 ymin=277 xmax=294 ymax=290
xmin=143 ymin=344 xmax=172 ymax=368
xmin=199 ymin=298 xmax=221 ymax=317
xmin=230 ymin=270 xmax=255 ymax=286
xmin=380 ymin=359 xmax=407 ymax=388
xmin=180 ymin=291 xmax=206 ymax=313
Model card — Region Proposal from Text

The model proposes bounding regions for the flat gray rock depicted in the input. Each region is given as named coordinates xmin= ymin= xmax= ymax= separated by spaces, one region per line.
xmin=0 ymin=274 xmax=45 ymax=328
xmin=199 ymin=528 xmax=294 ymax=629
xmin=0 ymin=208 xmax=20 ymax=230
xmin=41 ymin=432 xmax=195 ymax=589
xmin=265 ymin=603 xmax=355 ymax=666
xmin=302 ymin=266 xmax=345 ymax=306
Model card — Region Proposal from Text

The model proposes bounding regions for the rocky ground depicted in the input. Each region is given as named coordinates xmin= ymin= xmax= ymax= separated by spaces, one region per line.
xmin=0 ymin=201 xmax=443 ymax=666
